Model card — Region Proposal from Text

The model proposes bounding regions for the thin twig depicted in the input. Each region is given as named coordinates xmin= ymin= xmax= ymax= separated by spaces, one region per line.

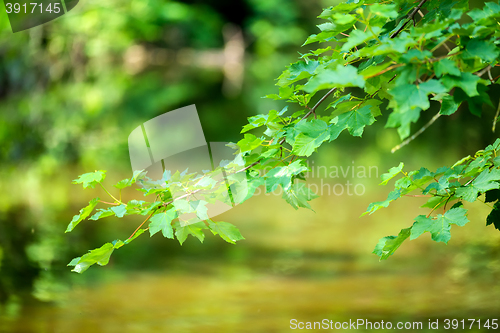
xmin=312 ymin=87 xmax=338 ymax=113
xmin=390 ymin=0 xmax=428 ymax=39
xmin=99 ymin=200 xmax=120 ymax=206
xmin=464 ymin=173 xmax=480 ymax=187
xmin=475 ymin=64 xmax=492 ymax=77
xmin=493 ymin=99 xmax=500 ymax=132
xmin=128 ymin=213 xmax=153 ymax=240
xmin=391 ymin=111 xmax=441 ymax=153
xmin=236 ymin=160 xmax=260 ymax=173
xmin=488 ymin=67 xmax=494 ymax=82
xmin=161 ymin=189 xmax=202 ymax=207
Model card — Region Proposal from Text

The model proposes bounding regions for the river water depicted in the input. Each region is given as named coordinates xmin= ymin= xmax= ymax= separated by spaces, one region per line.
xmin=1 ymin=186 xmax=499 ymax=332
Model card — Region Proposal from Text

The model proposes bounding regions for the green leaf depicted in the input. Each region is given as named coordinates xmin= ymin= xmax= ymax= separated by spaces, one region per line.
xmin=266 ymin=160 xmax=309 ymax=193
xmin=486 ymin=202 xmax=500 ymax=231
xmin=68 ymin=242 xmax=116 ymax=274
xmin=455 ymin=168 xmax=500 ymax=202
xmin=380 ymin=162 xmax=404 ymax=185
xmin=278 ymin=61 xmax=320 ymax=86
xmin=363 ymin=189 xmax=402 ymax=215
xmin=423 ymin=177 xmax=450 ymax=194
xmin=292 ymin=132 xmax=330 ymax=156
xmin=319 ymin=1 xmax=362 ymax=17
xmin=433 ymin=59 xmax=461 ymax=78
xmin=441 ymin=73 xmax=482 ymax=97
xmin=237 ymin=134 xmax=264 ymax=153
xmin=149 ymin=209 xmax=177 ymax=238
xmin=291 ymin=119 xmax=331 ymax=156
xmin=387 ymin=80 xmax=447 ymax=139
xmin=72 ymin=170 xmax=106 ymax=189
xmin=231 ymin=175 xmax=265 ymax=204
xmin=389 ymin=80 xmax=447 ymax=114
xmin=370 ymin=3 xmax=398 ymax=19
xmin=463 ymin=39 xmax=500 ymax=62
xmin=174 ymin=221 xmax=206 ymax=245
xmin=282 ymin=182 xmax=319 ymax=210
xmin=89 ymin=208 xmax=114 ymax=221
xmin=66 ymin=198 xmax=99 ymax=233
xmin=208 ymin=220 xmax=245 ymax=244
xmin=304 ymin=65 xmax=365 ymax=93
xmin=355 ymin=33 xmax=418 ymax=57
xmin=241 ymin=108 xmax=287 ymax=133
xmin=373 ymin=228 xmax=411 ymax=260
xmin=329 ymin=116 xmax=349 ymax=141
xmin=173 ymin=199 xmax=209 ymax=220
xmin=410 ymin=208 xmax=469 ymax=243
xmin=114 ymin=170 xmax=144 ymax=189
xmin=110 ymin=205 xmax=127 ymax=218
xmin=337 ymin=104 xmax=376 ymax=137
xmin=341 ymin=28 xmax=381 ymax=52
xmin=439 ymin=95 xmax=460 ymax=115
xmin=302 ymin=31 xmax=337 ymax=46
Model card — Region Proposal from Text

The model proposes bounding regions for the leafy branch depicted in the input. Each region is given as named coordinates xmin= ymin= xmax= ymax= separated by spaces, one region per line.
xmin=66 ymin=0 xmax=500 ymax=272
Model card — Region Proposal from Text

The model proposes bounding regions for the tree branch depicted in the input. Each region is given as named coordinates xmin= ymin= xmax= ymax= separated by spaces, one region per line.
xmin=390 ymin=0 xmax=428 ymax=39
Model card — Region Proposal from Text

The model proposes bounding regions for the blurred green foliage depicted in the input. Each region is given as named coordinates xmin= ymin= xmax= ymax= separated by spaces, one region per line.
xmin=0 ymin=0 xmax=326 ymax=307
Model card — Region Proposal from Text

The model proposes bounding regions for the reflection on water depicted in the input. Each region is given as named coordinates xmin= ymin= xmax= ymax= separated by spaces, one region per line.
xmin=2 ymin=258 xmax=500 ymax=333
xmin=1 ymin=187 xmax=500 ymax=332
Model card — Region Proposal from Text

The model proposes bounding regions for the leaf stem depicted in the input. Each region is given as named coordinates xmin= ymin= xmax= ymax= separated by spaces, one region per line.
xmin=99 ymin=183 xmax=122 ymax=204
xmin=99 ymin=200 xmax=120 ymax=206
xmin=365 ymin=64 xmax=405 ymax=79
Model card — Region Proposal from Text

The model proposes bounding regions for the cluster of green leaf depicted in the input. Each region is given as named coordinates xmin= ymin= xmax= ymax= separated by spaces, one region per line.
xmin=369 ymin=138 xmax=500 ymax=260
xmin=67 ymin=0 xmax=500 ymax=272
xmin=67 ymin=163 xmax=249 ymax=273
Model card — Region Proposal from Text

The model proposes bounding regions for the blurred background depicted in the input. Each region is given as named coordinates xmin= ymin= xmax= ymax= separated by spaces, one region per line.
xmin=0 ymin=0 xmax=499 ymax=332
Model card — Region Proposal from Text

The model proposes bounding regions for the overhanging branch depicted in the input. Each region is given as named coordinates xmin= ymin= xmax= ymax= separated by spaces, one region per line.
xmin=390 ymin=0 xmax=428 ymax=39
